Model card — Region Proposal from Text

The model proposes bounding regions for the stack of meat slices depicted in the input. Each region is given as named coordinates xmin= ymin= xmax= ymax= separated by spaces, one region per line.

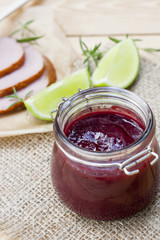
xmin=0 ymin=37 xmax=57 ymax=114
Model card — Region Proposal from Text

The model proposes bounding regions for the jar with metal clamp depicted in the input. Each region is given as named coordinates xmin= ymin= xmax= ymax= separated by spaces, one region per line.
xmin=51 ymin=87 xmax=160 ymax=220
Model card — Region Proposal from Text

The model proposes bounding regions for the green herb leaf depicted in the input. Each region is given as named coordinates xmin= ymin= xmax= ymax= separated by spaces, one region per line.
xmin=142 ymin=48 xmax=160 ymax=52
xmin=23 ymin=19 xmax=35 ymax=26
xmin=25 ymin=90 xmax=33 ymax=100
xmin=5 ymin=87 xmax=22 ymax=109
xmin=5 ymin=94 xmax=19 ymax=99
xmin=7 ymin=101 xmax=21 ymax=109
xmin=9 ymin=28 xmax=21 ymax=37
xmin=108 ymin=36 xmax=121 ymax=43
xmin=16 ymin=35 xmax=44 ymax=43
xmin=79 ymin=36 xmax=103 ymax=74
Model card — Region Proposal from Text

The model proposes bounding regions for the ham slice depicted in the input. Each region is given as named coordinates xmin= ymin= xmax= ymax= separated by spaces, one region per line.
xmin=0 ymin=37 xmax=25 ymax=77
xmin=0 ymin=57 xmax=56 ymax=114
xmin=0 ymin=43 xmax=44 ymax=97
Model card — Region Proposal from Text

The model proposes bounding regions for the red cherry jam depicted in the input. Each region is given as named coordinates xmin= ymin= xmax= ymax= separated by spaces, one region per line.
xmin=65 ymin=111 xmax=144 ymax=152
xmin=51 ymin=88 xmax=160 ymax=220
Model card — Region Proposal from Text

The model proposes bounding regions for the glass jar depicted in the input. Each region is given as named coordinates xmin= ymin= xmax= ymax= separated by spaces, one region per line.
xmin=51 ymin=87 xmax=160 ymax=220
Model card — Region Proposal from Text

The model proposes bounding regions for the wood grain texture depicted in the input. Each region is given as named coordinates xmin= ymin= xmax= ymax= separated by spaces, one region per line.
xmin=68 ymin=35 xmax=160 ymax=54
xmin=53 ymin=0 xmax=160 ymax=36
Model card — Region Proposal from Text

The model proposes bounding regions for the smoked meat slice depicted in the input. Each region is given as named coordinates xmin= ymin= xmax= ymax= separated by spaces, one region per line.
xmin=0 ymin=57 xmax=56 ymax=114
xmin=0 ymin=43 xmax=44 ymax=97
xmin=0 ymin=37 xmax=25 ymax=77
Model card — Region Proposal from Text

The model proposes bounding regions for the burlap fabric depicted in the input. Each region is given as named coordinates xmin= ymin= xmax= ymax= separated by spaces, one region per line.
xmin=0 ymin=55 xmax=160 ymax=240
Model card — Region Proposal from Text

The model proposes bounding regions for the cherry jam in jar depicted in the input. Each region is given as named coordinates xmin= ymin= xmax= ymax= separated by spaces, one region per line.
xmin=51 ymin=87 xmax=160 ymax=220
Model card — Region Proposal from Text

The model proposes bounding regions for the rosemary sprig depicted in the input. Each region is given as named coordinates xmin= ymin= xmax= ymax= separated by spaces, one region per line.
xmin=5 ymin=87 xmax=33 ymax=109
xmin=5 ymin=87 xmax=24 ymax=102
xmin=79 ymin=36 xmax=103 ymax=73
xmin=9 ymin=19 xmax=44 ymax=44
xmin=108 ymin=35 xmax=160 ymax=53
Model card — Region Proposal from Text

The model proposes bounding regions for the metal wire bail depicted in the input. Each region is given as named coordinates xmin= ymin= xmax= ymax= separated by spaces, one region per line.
xmin=51 ymin=109 xmax=58 ymax=121
xmin=119 ymin=147 xmax=159 ymax=176
xmin=50 ymin=89 xmax=85 ymax=121
xmin=50 ymin=97 xmax=69 ymax=121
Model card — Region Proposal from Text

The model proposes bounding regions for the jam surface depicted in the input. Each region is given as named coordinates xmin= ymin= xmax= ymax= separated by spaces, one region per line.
xmin=65 ymin=111 xmax=144 ymax=152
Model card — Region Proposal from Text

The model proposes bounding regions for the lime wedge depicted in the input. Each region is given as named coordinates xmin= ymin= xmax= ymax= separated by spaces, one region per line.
xmin=24 ymin=68 xmax=90 ymax=121
xmin=92 ymin=38 xmax=140 ymax=88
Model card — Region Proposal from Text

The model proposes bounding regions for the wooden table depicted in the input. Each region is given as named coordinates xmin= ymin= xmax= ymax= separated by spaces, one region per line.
xmin=1 ymin=0 xmax=160 ymax=239
xmin=51 ymin=0 xmax=160 ymax=59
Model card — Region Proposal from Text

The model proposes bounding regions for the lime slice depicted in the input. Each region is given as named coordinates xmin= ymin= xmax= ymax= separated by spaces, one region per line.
xmin=24 ymin=68 xmax=90 ymax=121
xmin=92 ymin=38 xmax=140 ymax=88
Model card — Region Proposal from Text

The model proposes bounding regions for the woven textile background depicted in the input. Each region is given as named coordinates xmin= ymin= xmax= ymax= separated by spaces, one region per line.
xmin=0 ymin=56 xmax=160 ymax=239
